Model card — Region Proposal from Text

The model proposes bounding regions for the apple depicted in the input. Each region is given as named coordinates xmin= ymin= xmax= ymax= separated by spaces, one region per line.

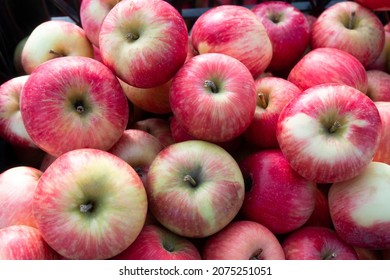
xmin=33 ymin=148 xmax=148 ymax=260
xmin=20 ymin=56 xmax=129 ymax=157
xmin=80 ymin=0 xmax=123 ymax=47
xmin=276 ymin=83 xmax=381 ymax=183
xmin=243 ymin=76 xmax=302 ymax=149
xmin=0 ymin=225 xmax=59 ymax=260
xmin=251 ymin=1 xmax=310 ymax=73
xmin=311 ymin=1 xmax=385 ymax=67
xmin=108 ymin=129 xmax=164 ymax=185
xmin=202 ymin=220 xmax=285 ymax=260
xmin=21 ymin=20 xmax=94 ymax=74
xmin=13 ymin=36 xmax=28 ymax=75
xmin=145 ymin=140 xmax=245 ymax=238
xmin=303 ymin=186 xmax=334 ymax=229
xmin=328 ymin=161 xmax=390 ymax=250
xmin=0 ymin=75 xmax=37 ymax=148
xmin=190 ymin=5 xmax=273 ymax=78
xmin=354 ymin=0 xmax=390 ymax=11
xmin=366 ymin=25 xmax=390 ymax=72
xmin=354 ymin=246 xmax=383 ymax=260
xmin=99 ymin=0 xmax=188 ymax=88
xmin=288 ymin=47 xmax=368 ymax=93
xmin=170 ymin=53 xmax=256 ymax=143
xmin=239 ymin=149 xmax=316 ymax=234
xmin=373 ymin=102 xmax=390 ymax=165
xmin=282 ymin=226 xmax=359 ymax=260
xmin=366 ymin=70 xmax=390 ymax=102
xmin=0 ymin=166 xmax=42 ymax=229
xmin=119 ymin=78 xmax=172 ymax=115
xmin=111 ymin=224 xmax=201 ymax=260
xmin=131 ymin=117 xmax=174 ymax=148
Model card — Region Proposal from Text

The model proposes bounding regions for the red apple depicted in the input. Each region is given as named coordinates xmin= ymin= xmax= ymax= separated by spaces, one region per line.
xmin=190 ymin=5 xmax=273 ymax=78
xmin=145 ymin=140 xmax=245 ymax=238
xmin=243 ymin=76 xmax=302 ymax=149
xmin=170 ymin=53 xmax=256 ymax=143
xmin=99 ymin=0 xmax=188 ymax=88
xmin=328 ymin=161 xmax=390 ymax=250
xmin=276 ymin=83 xmax=381 ymax=183
xmin=130 ymin=117 xmax=174 ymax=148
xmin=0 ymin=225 xmax=59 ymax=260
xmin=203 ymin=220 xmax=285 ymax=260
xmin=111 ymin=224 xmax=201 ymax=260
xmin=366 ymin=70 xmax=390 ymax=101
xmin=303 ymin=186 xmax=333 ymax=229
xmin=354 ymin=0 xmax=390 ymax=11
xmin=373 ymin=102 xmax=390 ymax=165
xmin=33 ymin=148 xmax=148 ymax=259
xmin=251 ymin=1 xmax=310 ymax=73
xmin=288 ymin=47 xmax=368 ymax=93
xmin=20 ymin=56 xmax=129 ymax=157
xmin=282 ymin=226 xmax=359 ymax=260
xmin=239 ymin=149 xmax=316 ymax=234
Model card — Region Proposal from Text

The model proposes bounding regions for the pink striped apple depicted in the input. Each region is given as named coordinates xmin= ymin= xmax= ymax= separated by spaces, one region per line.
xmin=373 ymin=102 xmax=390 ymax=165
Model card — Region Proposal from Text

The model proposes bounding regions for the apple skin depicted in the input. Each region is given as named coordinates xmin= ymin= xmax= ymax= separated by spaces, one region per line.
xmin=354 ymin=0 xmax=390 ymax=11
xmin=203 ymin=220 xmax=285 ymax=260
xmin=0 ymin=225 xmax=59 ymax=260
xmin=0 ymin=166 xmax=42 ymax=229
xmin=80 ymin=0 xmax=123 ymax=47
xmin=190 ymin=5 xmax=273 ymax=78
xmin=130 ymin=117 xmax=174 ymax=148
xmin=20 ymin=56 xmax=129 ymax=158
xmin=328 ymin=161 xmax=390 ymax=250
xmin=243 ymin=76 xmax=302 ymax=149
xmin=288 ymin=47 xmax=368 ymax=93
xmin=251 ymin=1 xmax=310 ymax=73
xmin=303 ymin=186 xmax=334 ymax=229
xmin=373 ymin=102 xmax=390 ymax=165
xmin=33 ymin=148 xmax=148 ymax=260
xmin=311 ymin=1 xmax=385 ymax=67
xmin=170 ymin=53 xmax=256 ymax=143
xmin=21 ymin=20 xmax=94 ymax=74
xmin=108 ymin=129 xmax=164 ymax=185
xmin=282 ymin=226 xmax=359 ymax=260
xmin=0 ymin=75 xmax=37 ymax=148
xmin=99 ymin=0 xmax=188 ymax=88
xmin=366 ymin=26 xmax=390 ymax=72
xmin=239 ymin=149 xmax=316 ymax=235
xmin=276 ymin=83 xmax=381 ymax=183
xmin=366 ymin=70 xmax=390 ymax=102
xmin=13 ymin=36 xmax=28 ymax=75
xmin=145 ymin=140 xmax=245 ymax=238
xmin=111 ymin=224 xmax=201 ymax=260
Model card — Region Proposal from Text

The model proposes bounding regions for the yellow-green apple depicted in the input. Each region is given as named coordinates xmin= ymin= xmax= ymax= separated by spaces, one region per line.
xmin=282 ymin=226 xmax=358 ymax=260
xmin=33 ymin=148 xmax=148 ymax=260
xmin=239 ymin=149 xmax=316 ymax=234
xmin=251 ymin=1 xmax=310 ymax=73
xmin=0 ymin=75 xmax=37 ymax=148
xmin=111 ymin=224 xmax=201 ymax=260
xmin=170 ymin=53 xmax=256 ymax=143
xmin=366 ymin=70 xmax=390 ymax=101
xmin=202 ymin=220 xmax=285 ymax=260
xmin=80 ymin=0 xmax=123 ymax=47
xmin=13 ymin=36 xmax=28 ymax=75
xmin=328 ymin=161 xmax=390 ymax=250
xmin=119 ymin=79 xmax=172 ymax=115
xmin=354 ymin=0 xmax=390 ymax=11
xmin=99 ymin=0 xmax=188 ymax=88
xmin=190 ymin=5 xmax=273 ymax=78
xmin=288 ymin=47 xmax=368 ymax=93
xmin=311 ymin=1 xmax=385 ymax=67
xmin=131 ymin=117 xmax=174 ymax=147
xmin=20 ymin=56 xmax=129 ymax=157
xmin=276 ymin=83 xmax=381 ymax=183
xmin=108 ymin=129 xmax=164 ymax=185
xmin=21 ymin=20 xmax=94 ymax=74
xmin=0 ymin=225 xmax=59 ymax=260
xmin=0 ymin=166 xmax=42 ymax=229
xmin=145 ymin=140 xmax=245 ymax=238
xmin=243 ymin=76 xmax=302 ymax=149
xmin=373 ymin=102 xmax=390 ymax=164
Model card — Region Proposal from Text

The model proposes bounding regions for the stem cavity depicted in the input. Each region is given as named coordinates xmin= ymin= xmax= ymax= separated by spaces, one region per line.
xmin=204 ymin=80 xmax=218 ymax=93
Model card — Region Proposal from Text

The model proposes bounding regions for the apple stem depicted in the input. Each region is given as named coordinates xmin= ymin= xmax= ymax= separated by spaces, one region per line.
xmin=257 ymin=93 xmax=267 ymax=109
xmin=80 ymin=202 xmax=93 ymax=213
xmin=49 ymin=49 xmax=64 ymax=57
xmin=204 ymin=80 xmax=218 ymax=93
xmin=329 ymin=120 xmax=341 ymax=134
xmin=76 ymin=105 xmax=85 ymax=114
xmin=348 ymin=11 xmax=356 ymax=29
xmin=126 ymin=32 xmax=139 ymax=41
xmin=323 ymin=252 xmax=337 ymax=260
xmin=250 ymin=248 xmax=263 ymax=260
xmin=183 ymin=174 xmax=197 ymax=187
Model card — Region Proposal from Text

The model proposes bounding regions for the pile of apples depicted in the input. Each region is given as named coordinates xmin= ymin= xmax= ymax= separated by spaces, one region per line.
xmin=1 ymin=0 xmax=390 ymax=260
